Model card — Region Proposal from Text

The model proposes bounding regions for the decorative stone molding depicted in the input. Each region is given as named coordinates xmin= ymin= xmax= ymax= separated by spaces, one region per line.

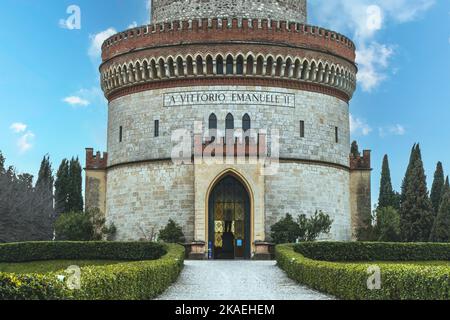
xmin=101 ymin=51 xmax=356 ymax=101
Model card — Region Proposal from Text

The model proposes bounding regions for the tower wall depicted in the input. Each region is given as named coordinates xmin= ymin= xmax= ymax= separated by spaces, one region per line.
xmin=349 ymin=150 xmax=372 ymax=240
xmin=151 ymin=0 xmax=307 ymax=24
xmin=106 ymin=161 xmax=195 ymax=241
xmin=85 ymin=149 xmax=108 ymax=215
xmin=265 ymin=162 xmax=351 ymax=241
xmin=105 ymin=86 xmax=351 ymax=241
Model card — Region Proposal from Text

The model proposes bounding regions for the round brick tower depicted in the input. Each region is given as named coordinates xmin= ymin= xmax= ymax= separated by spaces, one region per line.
xmin=87 ymin=0 xmax=371 ymax=259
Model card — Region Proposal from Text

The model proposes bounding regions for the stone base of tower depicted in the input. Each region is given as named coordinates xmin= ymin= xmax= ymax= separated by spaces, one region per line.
xmin=98 ymin=160 xmax=352 ymax=254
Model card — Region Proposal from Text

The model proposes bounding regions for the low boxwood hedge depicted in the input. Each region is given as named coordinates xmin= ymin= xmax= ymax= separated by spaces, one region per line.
xmin=0 ymin=242 xmax=184 ymax=300
xmin=294 ymin=242 xmax=450 ymax=262
xmin=277 ymin=244 xmax=450 ymax=300
xmin=0 ymin=241 xmax=166 ymax=263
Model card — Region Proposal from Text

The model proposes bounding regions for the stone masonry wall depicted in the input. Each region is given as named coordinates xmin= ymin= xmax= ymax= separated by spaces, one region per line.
xmin=151 ymin=0 xmax=307 ymax=24
xmin=350 ymin=170 xmax=372 ymax=240
xmin=85 ymin=170 xmax=107 ymax=215
xmin=107 ymin=86 xmax=350 ymax=168
xmin=106 ymin=162 xmax=195 ymax=241
xmin=265 ymin=162 xmax=351 ymax=241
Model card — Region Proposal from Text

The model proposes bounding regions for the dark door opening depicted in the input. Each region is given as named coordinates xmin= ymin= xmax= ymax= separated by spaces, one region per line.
xmin=208 ymin=175 xmax=251 ymax=259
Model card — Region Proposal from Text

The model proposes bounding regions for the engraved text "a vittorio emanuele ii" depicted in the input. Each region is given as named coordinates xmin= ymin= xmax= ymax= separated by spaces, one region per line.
xmin=164 ymin=90 xmax=295 ymax=108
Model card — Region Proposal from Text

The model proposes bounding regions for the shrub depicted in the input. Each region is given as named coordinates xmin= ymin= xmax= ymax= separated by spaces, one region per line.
xmin=0 ymin=241 xmax=166 ymax=263
xmin=0 ymin=242 xmax=184 ymax=300
xmin=294 ymin=242 xmax=450 ymax=262
xmin=55 ymin=212 xmax=93 ymax=241
xmin=55 ymin=209 xmax=116 ymax=241
xmin=270 ymin=211 xmax=333 ymax=244
xmin=159 ymin=219 xmax=185 ymax=243
xmin=270 ymin=214 xmax=300 ymax=244
xmin=276 ymin=244 xmax=450 ymax=300
xmin=373 ymin=207 xmax=401 ymax=242
xmin=299 ymin=211 xmax=333 ymax=241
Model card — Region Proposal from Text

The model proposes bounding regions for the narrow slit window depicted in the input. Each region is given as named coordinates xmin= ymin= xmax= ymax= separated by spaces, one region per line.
xmin=154 ymin=120 xmax=160 ymax=137
xmin=119 ymin=126 xmax=123 ymax=142
xmin=335 ymin=126 xmax=339 ymax=143
xmin=300 ymin=121 xmax=305 ymax=138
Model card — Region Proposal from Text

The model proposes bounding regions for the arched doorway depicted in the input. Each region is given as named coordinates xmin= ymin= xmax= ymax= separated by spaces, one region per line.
xmin=208 ymin=175 xmax=251 ymax=259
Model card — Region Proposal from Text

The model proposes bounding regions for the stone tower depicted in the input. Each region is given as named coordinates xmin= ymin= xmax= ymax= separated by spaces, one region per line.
xmin=151 ymin=0 xmax=307 ymax=24
xmin=86 ymin=0 xmax=371 ymax=258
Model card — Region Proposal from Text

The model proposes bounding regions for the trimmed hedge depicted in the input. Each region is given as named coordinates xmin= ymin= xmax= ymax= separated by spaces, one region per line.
xmin=0 ymin=241 xmax=165 ymax=263
xmin=276 ymin=244 xmax=450 ymax=300
xmin=294 ymin=242 xmax=450 ymax=262
xmin=0 ymin=242 xmax=184 ymax=300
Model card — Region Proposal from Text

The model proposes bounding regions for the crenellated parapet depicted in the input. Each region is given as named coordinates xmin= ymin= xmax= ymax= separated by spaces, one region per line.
xmin=101 ymin=18 xmax=356 ymax=62
xmin=350 ymin=150 xmax=371 ymax=171
xmin=86 ymin=148 xmax=108 ymax=170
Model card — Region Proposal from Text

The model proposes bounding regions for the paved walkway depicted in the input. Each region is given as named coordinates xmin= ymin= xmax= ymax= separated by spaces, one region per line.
xmin=157 ymin=261 xmax=333 ymax=300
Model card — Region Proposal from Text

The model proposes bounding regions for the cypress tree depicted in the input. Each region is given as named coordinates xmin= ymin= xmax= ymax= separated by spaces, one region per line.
xmin=378 ymin=155 xmax=397 ymax=209
xmin=429 ymin=188 xmax=450 ymax=242
xmin=55 ymin=159 xmax=70 ymax=215
xmin=445 ymin=176 xmax=450 ymax=191
xmin=67 ymin=157 xmax=83 ymax=212
xmin=34 ymin=155 xmax=54 ymax=240
xmin=400 ymin=144 xmax=434 ymax=242
xmin=430 ymin=162 xmax=445 ymax=215
xmin=350 ymin=141 xmax=359 ymax=157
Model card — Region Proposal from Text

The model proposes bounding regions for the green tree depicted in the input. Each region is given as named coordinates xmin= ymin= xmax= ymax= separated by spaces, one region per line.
xmin=55 ymin=211 xmax=93 ymax=241
xmin=378 ymin=155 xmax=398 ymax=209
xmin=159 ymin=219 xmax=185 ymax=243
xmin=400 ymin=144 xmax=434 ymax=242
xmin=54 ymin=208 xmax=115 ymax=241
xmin=299 ymin=210 xmax=334 ymax=241
xmin=350 ymin=141 xmax=359 ymax=157
xmin=429 ymin=188 xmax=450 ymax=242
xmin=34 ymin=155 xmax=54 ymax=240
xmin=374 ymin=207 xmax=401 ymax=242
xmin=55 ymin=159 xmax=70 ymax=215
xmin=430 ymin=162 xmax=445 ymax=215
xmin=270 ymin=214 xmax=300 ymax=244
xmin=271 ymin=212 xmax=333 ymax=244
xmin=67 ymin=157 xmax=83 ymax=212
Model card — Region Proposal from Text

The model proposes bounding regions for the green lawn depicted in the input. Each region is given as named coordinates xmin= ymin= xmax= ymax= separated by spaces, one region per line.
xmin=0 ymin=260 xmax=125 ymax=274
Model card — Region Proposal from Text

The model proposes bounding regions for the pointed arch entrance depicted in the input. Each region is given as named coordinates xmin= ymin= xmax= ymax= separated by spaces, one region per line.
xmin=207 ymin=173 xmax=252 ymax=259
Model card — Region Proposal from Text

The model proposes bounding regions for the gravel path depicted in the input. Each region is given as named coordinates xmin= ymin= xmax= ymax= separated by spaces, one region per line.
xmin=157 ymin=261 xmax=333 ymax=300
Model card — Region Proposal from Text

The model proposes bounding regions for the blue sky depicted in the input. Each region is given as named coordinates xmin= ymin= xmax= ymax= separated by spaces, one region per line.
xmin=0 ymin=0 xmax=449 ymax=207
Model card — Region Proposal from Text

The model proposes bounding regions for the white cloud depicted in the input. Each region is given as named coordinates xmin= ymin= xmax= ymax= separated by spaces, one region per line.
xmin=379 ymin=124 xmax=406 ymax=137
xmin=350 ymin=114 xmax=372 ymax=136
xmin=88 ymin=28 xmax=117 ymax=60
xmin=63 ymin=87 xmax=107 ymax=108
xmin=63 ymin=96 xmax=90 ymax=107
xmin=10 ymin=122 xmax=34 ymax=153
xmin=128 ymin=21 xmax=138 ymax=29
xmin=311 ymin=0 xmax=435 ymax=91
xmin=356 ymin=43 xmax=394 ymax=91
xmin=10 ymin=122 xmax=27 ymax=133
xmin=17 ymin=132 xmax=35 ymax=154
